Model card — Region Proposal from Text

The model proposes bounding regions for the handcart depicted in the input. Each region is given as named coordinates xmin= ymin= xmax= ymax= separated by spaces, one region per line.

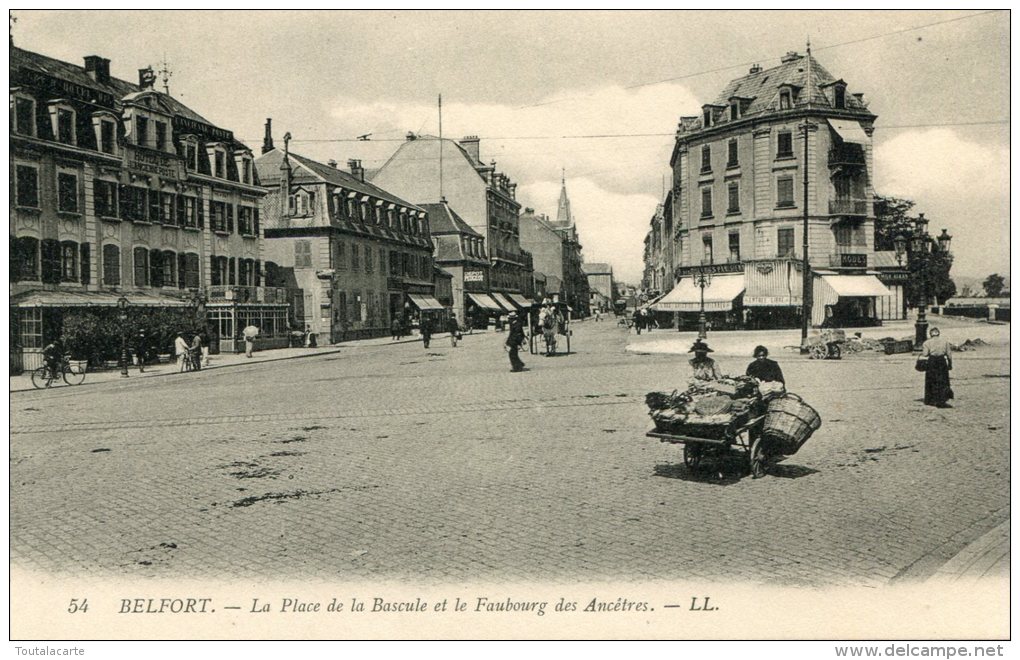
xmin=646 ymin=414 xmax=771 ymax=478
xmin=805 ymin=328 xmax=846 ymax=360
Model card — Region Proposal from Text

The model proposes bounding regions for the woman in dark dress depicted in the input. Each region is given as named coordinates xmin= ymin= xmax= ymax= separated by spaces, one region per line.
xmin=920 ymin=327 xmax=954 ymax=407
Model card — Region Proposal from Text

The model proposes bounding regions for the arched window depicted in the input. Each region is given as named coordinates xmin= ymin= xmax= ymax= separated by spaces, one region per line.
xmin=102 ymin=244 xmax=121 ymax=286
xmin=161 ymin=250 xmax=176 ymax=288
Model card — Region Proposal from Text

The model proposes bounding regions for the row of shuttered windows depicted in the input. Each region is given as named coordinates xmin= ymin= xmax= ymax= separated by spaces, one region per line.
xmin=13 ymin=165 xmax=259 ymax=235
xmin=8 ymin=236 xmax=261 ymax=288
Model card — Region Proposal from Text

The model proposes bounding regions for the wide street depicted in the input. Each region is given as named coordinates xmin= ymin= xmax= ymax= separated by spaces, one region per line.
xmin=10 ymin=318 xmax=1010 ymax=586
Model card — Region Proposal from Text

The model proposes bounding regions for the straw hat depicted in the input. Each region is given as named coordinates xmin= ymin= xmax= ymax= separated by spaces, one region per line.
xmin=688 ymin=340 xmax=714 ymax=353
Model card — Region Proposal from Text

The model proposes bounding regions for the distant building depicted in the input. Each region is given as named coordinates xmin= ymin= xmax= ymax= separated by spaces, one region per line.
xmin=256 ymin=124 xmax=436 ymax=343
xmin=582 ymin=262 xmax=614 ymax=312
xmin=9 ymin=45 xmax=283 ymax=370
xmin=659 ymin=49 xmax=899 ymax=329
xmin=371 ymin=135 xmax=534 ymax=306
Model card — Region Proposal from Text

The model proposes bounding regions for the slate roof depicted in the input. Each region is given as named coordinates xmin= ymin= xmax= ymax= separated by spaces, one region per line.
xmin=11 ymin=46 xmax=218 ymax=129
xmin=419 ymin=203 xmax=483 ymax=237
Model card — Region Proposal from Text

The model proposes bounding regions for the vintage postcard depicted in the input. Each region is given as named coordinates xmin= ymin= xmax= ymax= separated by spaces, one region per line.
xmin=8 ymin=8 xmax=1010 ymax=649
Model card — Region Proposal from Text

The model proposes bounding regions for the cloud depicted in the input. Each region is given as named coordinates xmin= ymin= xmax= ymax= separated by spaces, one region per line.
xmin=317 ymin=83 xmax=701 ymax=283
xmin=875 ymin=129 xmax=1010 ymax=278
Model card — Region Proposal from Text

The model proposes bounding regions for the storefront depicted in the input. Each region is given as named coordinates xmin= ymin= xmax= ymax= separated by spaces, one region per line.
xmin=206 ymin=302 xmax=291 ymax=353
xmin=812 ymin=273 xmax=891 ymax=328
xmin=743 ymin=259 xmax=804 ymax=329
xmin=465 ymin=292 xmax=503 ymax=328
xmin=654 ymin=273 xmax=745 ymax=331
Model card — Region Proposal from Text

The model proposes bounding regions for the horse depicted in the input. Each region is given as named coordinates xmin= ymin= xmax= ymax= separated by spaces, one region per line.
xmin=540 ymin=308 xmax=561 ymax=356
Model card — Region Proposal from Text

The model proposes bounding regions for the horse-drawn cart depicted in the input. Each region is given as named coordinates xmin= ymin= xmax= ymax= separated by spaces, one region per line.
xmin=528 ymin=301 xmax=572 ymax=355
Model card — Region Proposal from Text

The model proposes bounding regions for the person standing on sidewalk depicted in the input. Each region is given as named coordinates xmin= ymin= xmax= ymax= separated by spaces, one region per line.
xmin=174 ymin=332 xmax=190 ymax=372
xmin=420 ymin=315 xmax=432 ymax=349
xmin=134 ymin=329 xmax=148 ymax=373
xmin=449 ymin=312 xmax=460 ymax=347
xmin=506 ymin=312 xmax=526 ymax=372
xmin=190 ymin=333 xmax=203 ymax=371
xmin=199 ymin=328 xmax=211 ymax=368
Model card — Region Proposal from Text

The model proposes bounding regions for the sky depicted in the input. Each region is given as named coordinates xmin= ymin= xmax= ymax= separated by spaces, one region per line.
xmin=13 ymin=9 xmax=1010 ymax=284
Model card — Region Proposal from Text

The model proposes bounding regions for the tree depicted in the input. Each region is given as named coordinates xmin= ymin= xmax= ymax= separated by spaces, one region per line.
xmin=873 ymin=194 xmax=955 ymax=306
xmin=983 ymin=273 xmax=1006 ymax=297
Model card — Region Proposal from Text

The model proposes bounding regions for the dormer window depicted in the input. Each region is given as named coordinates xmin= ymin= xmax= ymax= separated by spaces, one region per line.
xmin=206 ymin=143 xmax=228 ymax=178
xmin=91 ymin=111 xmax=118 ymax=155
xmin=181 ymin=135 xmax=199 ymax=171
xmin=215 ymin=152 xmax=225 ymax=178
xmin=135 ymin=115 xmax=149 ymax=147
xmin=834 ymin=84 xmax=847 ymax=109
xmin=374 ymin=201 xmax=383 ymax=224
xmin=730 ymin=102 xmax=740 ymax=121
xmin=12 ymin=94 xmax=36 ymax=137
xmin=779 ymin=89 xmax=792 ymax=110
xmin=233 ymin=150 xmax=253 ymax=184
xmin=703 ymin=108 xmax=712 ymax=127
xmin=48 ymin=103 xmax=77 ymax=146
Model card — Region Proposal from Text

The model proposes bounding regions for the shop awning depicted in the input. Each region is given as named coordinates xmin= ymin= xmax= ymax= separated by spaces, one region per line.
xmin=653 ymin=274 xmax=745 ymax=312
xmin=466 ymin=292 xmax=503 ymax=312
xmin=639 ymin=293 xmax=666 ymax=310
xmin=10 ymin=290 xmax=190 ymax=308
xmin=744 ymin=260 xmax=802 ymax=307
xmin=820 ymin=275 xmax=891 ymax=297
xmin=490 ymin=293 xmax=516 ymax=312
xmin=828 ymin=119 xmax=869 ymax=145
xmin=407 ymin=293 xmax=445 ymax=311
xmin=507 ymin=293 xmax=533 ymax=309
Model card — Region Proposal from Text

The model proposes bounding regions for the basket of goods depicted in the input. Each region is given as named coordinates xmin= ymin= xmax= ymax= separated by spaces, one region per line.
xmin=645 ymin=376 xmax=763 ymax=439
xmin=762 ymin=393 xmax=821 ymax=455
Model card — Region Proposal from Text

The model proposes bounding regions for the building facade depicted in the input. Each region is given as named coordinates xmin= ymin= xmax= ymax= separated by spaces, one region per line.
xmin=658 ymin=50 xmax=900 ymax=329
xmin=582 ymin=262 xmax=615 ymax=313
xmin=256 ymin=127 xmax=435 ymax=344
xmin=371 ymin=135 xmax=534 ymax=303
xmin=10 ymin=46 xmax=284 ymax=370
xmin=544 ymin=177 xmax=590 ymax=315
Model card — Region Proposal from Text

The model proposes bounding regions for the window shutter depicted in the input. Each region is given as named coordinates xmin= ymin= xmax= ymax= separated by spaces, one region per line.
xmin=80 ymin=243 xmax=91 ymax=285
xmin=177 ymin=194 xmax=186 ymax=227
xmin=253 ymin=208 xmax=260 ymax=236
xmin=229 ymin=257 xmax=236 ymax=285
xmin=41 ymin=239 xmax=61 ymax=284
xmin=227 ymin=204 xmax=234 ymax=233
xmin=178 ymin=253 xmax=187 ymax=288
xmin=119 ymin=184 xmax=130 ymax=220
xmin=150 ymin=249 xmax=162 ymax=288
xmin=10 ymin=236 xmax=22 ymax=283
xmin=254 ymin=259 xmax=261 ymax=286
xmin=147 ymin=189 xmax=159 ymax=223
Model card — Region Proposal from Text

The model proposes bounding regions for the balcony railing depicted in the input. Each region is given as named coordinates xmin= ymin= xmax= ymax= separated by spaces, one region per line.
xmin=828 ymin=145 xmax=866 ymax=167
xmin=828 ymin=199 xmax=868 ymax=215
xmin=206 ymin=286 xmax=291 ymax=304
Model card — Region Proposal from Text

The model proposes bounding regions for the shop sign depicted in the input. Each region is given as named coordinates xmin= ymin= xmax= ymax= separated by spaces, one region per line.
xmin=675 ymin=262 xmax=743 ymax=277
xmin=124 ymin=145 xmax=183 ymax=180
xmin=745 ymin=295 xmax=802 ymax=306
xmin=464 ymin=270 xmax=485 ymax=282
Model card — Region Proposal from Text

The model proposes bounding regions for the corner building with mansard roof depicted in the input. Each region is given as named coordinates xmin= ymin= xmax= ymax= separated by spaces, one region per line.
xmin=8 ymin=45 xmax=295 ymax=370
xmin=659 ymin=50 xmax=906 ymax=331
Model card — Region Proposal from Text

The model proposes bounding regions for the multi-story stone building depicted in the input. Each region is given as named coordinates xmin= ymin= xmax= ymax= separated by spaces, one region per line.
xmin=371 ymin=135 xmax=534 ymax=308
xmin=582 ymin=262 xmax=615 ymax=313
xmin=9 ymin=46 xmax=285 ymax=370
xmin=256 ymin=125 xmax=436 ymax=343
xmin=544 ymin=177 xmax=590 ymax=315
xmin=658 ymin=49 xmax=899 ymax=329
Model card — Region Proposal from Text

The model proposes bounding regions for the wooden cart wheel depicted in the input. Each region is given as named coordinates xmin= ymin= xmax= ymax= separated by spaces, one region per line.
xmin=683 ymin=444 xmax=703 ymax=470
xmin=828 ymin=343 xmax=842 ymax=360
xmin=749 ymin=437 xmax=769 ymax=479
xmin=809 ymin=343 xmax=827 ymax=360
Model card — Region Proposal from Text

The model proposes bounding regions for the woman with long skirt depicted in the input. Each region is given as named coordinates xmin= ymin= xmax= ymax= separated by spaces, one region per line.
xmin=920 ymin=327 xmax=954 ymax=408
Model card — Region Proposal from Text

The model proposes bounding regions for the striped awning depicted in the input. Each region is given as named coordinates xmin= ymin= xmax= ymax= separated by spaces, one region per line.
xmin=10 ymin=290 xmax=190 ymax=308
xmin=507 ymin=293 xmax=533 ymax=308
xmin=745 ymin=261 xmax=803 ymax=307
xmin=407 ymin=293 xmax=445 ymax=311
xmin=654 ymin=275 xmax=745 ymax=312
xmin=466 ymin=292 xmax=502 ymax=312
xmin=489 ymin=292 xmax=516 ymax=312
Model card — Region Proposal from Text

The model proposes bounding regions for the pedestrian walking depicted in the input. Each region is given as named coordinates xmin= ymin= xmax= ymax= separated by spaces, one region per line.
xmin=392 ymin=315 xmax=402 ymax=341
xmin=242 ymin=324 xmax=259 ymax=358
xmin=420 ymin=315 xmax=432 ymax=349
xmin=449 ymin=312 xmax=460 ymax=347
xmin=200 ymin=328 xmax=211 ymax=368
xmin=918 ymin=327 xmax=954 ymax=407
xmin=174 ymin=331 xmax=190 ymax=372
xmin=505 ymin=311 xmax=526 ymax=372
xmin=134 ymin=329 xmax=148 ymax=373
xmin=632 ymin=309 xmax=643 ymax=335
xmin=688 ymin=339 xmax=722 ymax=381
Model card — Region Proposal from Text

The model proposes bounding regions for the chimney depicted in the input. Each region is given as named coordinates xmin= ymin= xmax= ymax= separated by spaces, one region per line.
xmin=348 ymin=159 xmax=364 ymax=182
xmin=780 ymin=51 xmax=801 ymax=64
xmin=327 ymin=159 xmax=337 ymax=169
xmin=749 ymin=63 xmax=762 ymax=74
xmin=84 ymin=56 xmax=111 ymax=84
xmin=459 ymin=135 xmax=480 ymax=163
xmin=262 ymin=118 xmax=274 ymax=154
xmin=138 ymin=66 xmax=156 ymax=90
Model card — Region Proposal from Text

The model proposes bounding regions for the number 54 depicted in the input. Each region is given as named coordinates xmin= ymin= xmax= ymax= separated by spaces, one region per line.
xmin=67 ymin=598 xmax=89 ymax=613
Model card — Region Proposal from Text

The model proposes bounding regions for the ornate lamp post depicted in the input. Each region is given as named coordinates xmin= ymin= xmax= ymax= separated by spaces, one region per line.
xmin=895 ymin=214 xmax=952 ymax=349
xmin=694 ymin=268 xmax=711 ymax=339
xmin=117 ymin=296 xmax=129 ymax=378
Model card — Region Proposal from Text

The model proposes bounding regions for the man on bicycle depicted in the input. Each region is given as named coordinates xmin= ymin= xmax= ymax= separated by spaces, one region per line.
xmin=42 ymin=340 xmax=62 ymax=379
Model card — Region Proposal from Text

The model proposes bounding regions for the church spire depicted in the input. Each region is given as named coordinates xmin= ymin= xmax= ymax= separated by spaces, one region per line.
xmin=556 ymin=169 xmax=572 ymax=225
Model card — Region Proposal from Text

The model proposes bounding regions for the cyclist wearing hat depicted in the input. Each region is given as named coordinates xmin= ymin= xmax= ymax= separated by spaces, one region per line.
xmin=689 ymin=339 xmax=721 ymax=381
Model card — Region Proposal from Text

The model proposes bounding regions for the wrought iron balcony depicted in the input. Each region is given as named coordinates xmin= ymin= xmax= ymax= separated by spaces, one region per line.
xmin=828 ymin=145 xmax=866 ymax=167
xmin=828 ymin=198 xmax=868 ymax=216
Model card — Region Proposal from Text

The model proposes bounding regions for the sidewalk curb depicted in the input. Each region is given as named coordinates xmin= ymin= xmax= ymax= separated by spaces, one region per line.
xmin=929 ymin=519 xmax=1010 ymax=582
xmin=10 ymin=331 xmax=483 ymax=394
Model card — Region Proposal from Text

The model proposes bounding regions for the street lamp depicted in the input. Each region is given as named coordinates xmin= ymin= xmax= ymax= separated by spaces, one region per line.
xmin=902 ymin=214 xmax=953 ymax=349
xmin=117 ymin=296 xmax=129 ymax=378
xmin=694 ymin=268 xmax=711 ymax=339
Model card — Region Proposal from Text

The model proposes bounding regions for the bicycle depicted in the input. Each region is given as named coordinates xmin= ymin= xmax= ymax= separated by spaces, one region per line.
xmin=31 ymin=356 xmax=87 ymax=389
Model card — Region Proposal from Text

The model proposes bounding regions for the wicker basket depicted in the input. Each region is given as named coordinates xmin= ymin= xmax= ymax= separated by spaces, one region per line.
xmin=762 ymin=393 xmax=821 ymax=455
